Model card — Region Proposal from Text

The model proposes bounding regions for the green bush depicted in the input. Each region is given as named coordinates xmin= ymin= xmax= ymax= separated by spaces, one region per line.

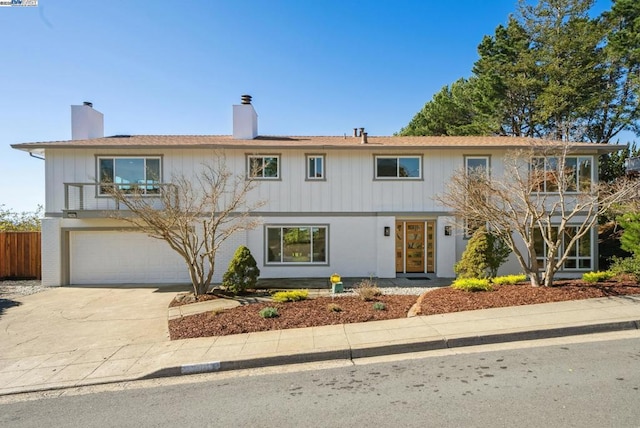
xmin=455 ymin=226 xmax=511 ymax=279
xmin=327 ymin=303 xmax=342 ymax=313
xmin=492 ymin=274 xmax=527 ymax=285
xmin=372 ymin=302 xmax=386 ymax=311
xmin=259 ymin=307 xmax=278 ymax=318
xmin=354 ymin=279 xmax=382 ymax=301
xmin=222 ymin=246 xmax=260 ymax=294
xmin=452 ymin=278 xmax=493 ymax=292
xmin=609 ymin=256 xmax=640 ymax=280
xmin=582 ymin=271 xmax=614 ymax=283
xmin=272 ymin=289 xmax=309 ymax=302
xmin=617 ymin=213 xmax=640 ymax=258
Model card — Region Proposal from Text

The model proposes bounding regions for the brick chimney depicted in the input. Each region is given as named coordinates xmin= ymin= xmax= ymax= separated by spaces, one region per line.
xmin=71 ymin=102 xmax=104 ymax=140
xmin=232 ymin=95 xmax=258 ymax=139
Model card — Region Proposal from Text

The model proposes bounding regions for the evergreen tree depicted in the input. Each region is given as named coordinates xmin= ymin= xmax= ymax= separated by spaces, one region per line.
xmin=455 ymin=226 xmax=511 ymax=279
xmin=222 ymin=245 xmax=260 ymax=294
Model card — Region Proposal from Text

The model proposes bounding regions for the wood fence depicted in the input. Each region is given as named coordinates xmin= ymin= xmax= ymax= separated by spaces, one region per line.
xmin=0 ymin=232 xmax=41 ymax=280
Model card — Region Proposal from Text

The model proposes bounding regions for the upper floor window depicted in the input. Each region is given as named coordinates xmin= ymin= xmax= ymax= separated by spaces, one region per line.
xmin=306 ymin=154 xmax=325 ymax=180
xmin=531 ymin=156 xmax=592 ymax=193
xmin=98 ymin=156 xmax=161 ymax=195
xmin=465 ymin=155 xmax=490 ymax=178
xmin=248 ymin=155 xmax=279 ymax=179
xmin=375 ymin=155 xmax=422 ymax=179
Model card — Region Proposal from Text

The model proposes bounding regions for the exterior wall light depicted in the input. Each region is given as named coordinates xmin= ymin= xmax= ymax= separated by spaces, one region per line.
xmin=384 ymin=226 xmax=390 ymax=236
xmin=444 ymin=225 xmax=452 ymax=236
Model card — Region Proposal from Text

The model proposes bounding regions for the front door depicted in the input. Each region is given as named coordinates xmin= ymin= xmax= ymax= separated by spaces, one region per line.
xmin=395 ymin=220 xmax=435 ymax=274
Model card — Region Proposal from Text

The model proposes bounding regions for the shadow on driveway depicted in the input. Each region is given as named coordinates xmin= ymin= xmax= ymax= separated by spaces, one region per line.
xmin=63 ymin=283 xmax=192 ymax=293
xmin=0 ymin=298 xmax=21 ymax=318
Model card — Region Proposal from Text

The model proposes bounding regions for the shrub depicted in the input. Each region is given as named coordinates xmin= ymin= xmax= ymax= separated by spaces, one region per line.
xmin=272 ymin=289 xmax=309 ymax=302
xmin=452 ymin=278 xmax=493 ymax=292
xmin=582 ymin=271 xmax=614 ymax=283
xmin=455 ymin=226 xmax=511 ymax=279
xmin=354 ymin=279 xmax=382 ymax=301
xmin=327 ymin=303 xmax=342 ymax=313
xmin=609 ymin=256 xmax=640 ymax=280
xmin=617 ymin=213 xmax=640 ymax=258
xmin=222 ymin=246 xmax=260 ymax=294
xmin=259 ymin=307 xmax=278 ymax=318
xmin=372 ymin=302 xmax=386 ymax=311
xmin=492 ymin=274 xmax=527 ymax=285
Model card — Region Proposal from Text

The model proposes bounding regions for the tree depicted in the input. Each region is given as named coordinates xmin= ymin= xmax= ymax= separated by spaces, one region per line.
xmin=435 ymin=141 xmax=638 ymax=286
xmin=455 ymin=226 xmax=511 ymax=279
xmin=106 ymin=155 xmax=263 ymax=296
xmin=222 ymin=245 xmax=260 ymax=294
xmin=399 ymin=0 xmax=640 ymax=143
xmin=399 ymin=78 xmax=500 ymax=137
xmin=0 ymin=205 xmax=42 ymax=231
xmin=617 ymin=212 xmax=640 ymax=258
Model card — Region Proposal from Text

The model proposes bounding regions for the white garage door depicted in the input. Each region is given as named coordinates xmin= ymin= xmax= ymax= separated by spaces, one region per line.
xmin=70 ymin=231 xmax=191 ymax=285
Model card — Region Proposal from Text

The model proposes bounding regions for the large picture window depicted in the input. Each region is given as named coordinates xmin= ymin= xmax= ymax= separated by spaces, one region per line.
xmin=530 ymin=156 xmax=592 ymax=193
xmin=266 ymin=226 xmax=328 ymax=264
xmin=248 ymin=155 xmax=279 ymax=179
xmin=533 ymin=226 xmax=592 ymax=270
xmin=98 ymin=156 xmax=161 ymax=195
xmin=375 ymin=156 xmax=421 ymax=179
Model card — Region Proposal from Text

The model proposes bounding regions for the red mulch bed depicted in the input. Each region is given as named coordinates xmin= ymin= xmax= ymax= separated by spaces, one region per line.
xmin=168 ymin=279 xmax=640 ymax=340
xmin=418 ymin=279 xmax=640 ymax=316
xmin=169 ymin=295 xmax=417 ymax=340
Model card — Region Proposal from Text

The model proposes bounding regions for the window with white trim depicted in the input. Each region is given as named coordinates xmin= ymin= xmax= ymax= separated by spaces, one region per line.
xmin=530 ymin=156 xmax=593 ymax=193
xmin=533 ymin=226 xmax=592 ymax=270
xmin=266 ymin=226 xmax=328 ymax=264
xmin=248 ymin=155 xmax=279 ymax=179
xmin=375 ymin=155 xmax=421 ymax=179
xmin=98 ymin=156 xmax=161 ymax=195
xmin=306 ymin=154 xmax=325 ymax=180
xmin=464 ymin=155 xmax=490 ymax=237
xmin=465 ymin=155 xmax=489 ymax=177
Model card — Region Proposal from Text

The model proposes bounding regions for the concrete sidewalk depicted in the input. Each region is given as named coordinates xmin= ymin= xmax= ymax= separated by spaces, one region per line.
xmin=2 ymin=285 xmax=640 ymax=396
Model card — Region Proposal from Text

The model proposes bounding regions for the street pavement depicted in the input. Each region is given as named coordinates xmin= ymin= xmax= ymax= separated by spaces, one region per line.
xmin=1 ymin=280 xmax=640 ymax=396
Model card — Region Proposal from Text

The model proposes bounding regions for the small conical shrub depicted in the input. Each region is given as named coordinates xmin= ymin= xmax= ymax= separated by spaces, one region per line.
xmin=222 ymin=245 xmax=260 ymax=294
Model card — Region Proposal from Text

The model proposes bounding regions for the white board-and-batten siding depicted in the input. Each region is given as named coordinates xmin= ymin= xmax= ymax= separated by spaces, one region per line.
xmin=44 ymin=147 xmax=506 ymax=214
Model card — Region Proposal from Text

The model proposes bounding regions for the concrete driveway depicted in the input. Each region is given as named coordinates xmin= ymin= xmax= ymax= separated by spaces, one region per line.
xmin=0 ymin=285 xmax=185 ymax=360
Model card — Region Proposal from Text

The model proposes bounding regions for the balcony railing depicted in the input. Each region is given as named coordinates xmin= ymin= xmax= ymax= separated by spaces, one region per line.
xmin=63 ymin=182 xmax=172 ymax=216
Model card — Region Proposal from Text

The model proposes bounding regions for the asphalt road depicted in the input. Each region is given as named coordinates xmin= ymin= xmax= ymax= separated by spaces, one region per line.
xmin=2 ymin=334 xmax=640 ymax=427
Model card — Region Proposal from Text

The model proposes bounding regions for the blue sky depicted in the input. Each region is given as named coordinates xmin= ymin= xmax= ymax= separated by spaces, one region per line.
xmin=0 ymin=0 xmax=625 ymax=212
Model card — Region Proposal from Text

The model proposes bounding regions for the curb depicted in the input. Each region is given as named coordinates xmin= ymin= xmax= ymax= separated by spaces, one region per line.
xmin=142 ymin=319 xmax=640 ymax=379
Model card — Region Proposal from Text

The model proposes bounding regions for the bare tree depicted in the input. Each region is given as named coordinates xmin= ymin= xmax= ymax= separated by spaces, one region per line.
xmin=435 ymin=141 xmax=638 ymax=286
xmin=105 ymin=155 xmax=263 ymax=296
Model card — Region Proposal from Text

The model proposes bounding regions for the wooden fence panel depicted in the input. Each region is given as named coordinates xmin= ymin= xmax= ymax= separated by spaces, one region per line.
xmin=0 ymin=232 xmax=41 ymax=280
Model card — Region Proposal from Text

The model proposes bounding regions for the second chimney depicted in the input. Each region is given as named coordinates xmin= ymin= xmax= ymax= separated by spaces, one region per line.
xmin=233 ymin=94 xmax=258 ymax=139
xmin=71 ymin=102 xmax=104 ymax=140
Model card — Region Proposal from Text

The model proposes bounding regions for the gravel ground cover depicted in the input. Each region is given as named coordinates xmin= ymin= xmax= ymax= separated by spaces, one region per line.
xmin=0 ymin=280 xmax=48 ymax=299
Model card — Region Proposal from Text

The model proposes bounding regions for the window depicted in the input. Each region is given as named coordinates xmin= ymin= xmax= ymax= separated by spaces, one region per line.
xmin=248 ymin=155 xmax=279 ymax=179
xmin=465 ymin=156 xmax=489 ymax=177
xmin=531 ymin=156 xmax=592 ymax=193
xmin=533 ymin=226 xmax=592 ymax=270
xmin=464 ymin=156 xmax=490 ymax=237
xmin=266 ymin=226 xmax=328 ymax=264
xmin=98 ymin=156 xmax=161 ymax=195
xmin=375 ymin=156 xmax=421 ymax=179
xmin=306 ymin=154 xmax=325 ymax=180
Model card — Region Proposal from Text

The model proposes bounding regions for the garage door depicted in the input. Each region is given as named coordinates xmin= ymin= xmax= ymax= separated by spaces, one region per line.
xmin=70 ymin=231 xmax=191 ymax=285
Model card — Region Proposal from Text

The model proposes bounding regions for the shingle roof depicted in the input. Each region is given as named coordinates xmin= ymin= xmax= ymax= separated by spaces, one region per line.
xmin=11 ymin=134 xmax=624 ymax=153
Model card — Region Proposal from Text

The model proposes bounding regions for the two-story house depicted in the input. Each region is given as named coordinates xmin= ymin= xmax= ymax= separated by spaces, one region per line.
xmin=12 ymin=97 xmax=621 ymax=287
